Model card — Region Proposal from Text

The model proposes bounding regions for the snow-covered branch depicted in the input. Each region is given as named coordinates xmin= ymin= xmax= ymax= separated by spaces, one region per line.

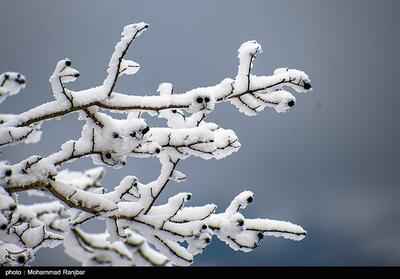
xmin=0 ymin=22 xmax=312 ymax=266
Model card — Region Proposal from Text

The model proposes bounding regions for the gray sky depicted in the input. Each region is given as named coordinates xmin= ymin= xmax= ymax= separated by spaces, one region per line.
xmin=1 ymin=0 xmax=400 ymax=266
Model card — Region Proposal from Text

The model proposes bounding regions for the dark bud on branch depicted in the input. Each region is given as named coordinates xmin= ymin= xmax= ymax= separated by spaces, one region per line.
xmin=17 ymin=256 xmax=26 ymax=264
xmin=303 ymin=82 xmax=312 ymax=90
xmin=142 ymin=126 xmax=150 ymax=135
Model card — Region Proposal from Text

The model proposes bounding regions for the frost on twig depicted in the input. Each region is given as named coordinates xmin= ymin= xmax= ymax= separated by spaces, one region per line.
xmin=0 ymin=22 xmax=312 ymax=266
xmin=0 ymin=72 xmax=26 ymax=105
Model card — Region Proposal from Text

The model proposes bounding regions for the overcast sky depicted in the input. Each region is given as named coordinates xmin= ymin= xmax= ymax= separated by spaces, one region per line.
xmin=1 ymin=0 xmax=400 ymax=266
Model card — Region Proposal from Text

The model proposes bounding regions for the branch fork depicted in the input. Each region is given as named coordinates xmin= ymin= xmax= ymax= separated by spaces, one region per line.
xmin=0 ymin=22 xmax=312 ymax=266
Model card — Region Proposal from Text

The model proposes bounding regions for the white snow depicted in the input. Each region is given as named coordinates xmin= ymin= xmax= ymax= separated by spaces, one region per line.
xmin=0 ymin=72 xmax=26 ymax=104
xmin=0 ymin=21 xmax=312 ymax=266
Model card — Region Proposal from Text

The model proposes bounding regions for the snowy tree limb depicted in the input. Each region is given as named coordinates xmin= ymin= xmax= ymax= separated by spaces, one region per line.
xmin=0 ymin=28 xmax=310 ymax=138
xmin=0 ymin=22 xmax=312 ymax=266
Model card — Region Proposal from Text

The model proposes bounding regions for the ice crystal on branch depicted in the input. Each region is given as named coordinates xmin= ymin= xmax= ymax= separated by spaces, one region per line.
xmin=0 ymin=22 xmax=312 ymax=266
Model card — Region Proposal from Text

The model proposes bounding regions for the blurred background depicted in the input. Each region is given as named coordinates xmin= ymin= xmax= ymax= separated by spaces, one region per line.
xmin=1 ymin=0 xmax=400 ymax=266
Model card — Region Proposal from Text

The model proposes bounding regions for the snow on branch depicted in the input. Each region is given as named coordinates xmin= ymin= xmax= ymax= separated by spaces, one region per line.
xmin=0 ymin=22 xmax=312 ymax=266
xmin=0 ymin=72 xmax=26 ymax=105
